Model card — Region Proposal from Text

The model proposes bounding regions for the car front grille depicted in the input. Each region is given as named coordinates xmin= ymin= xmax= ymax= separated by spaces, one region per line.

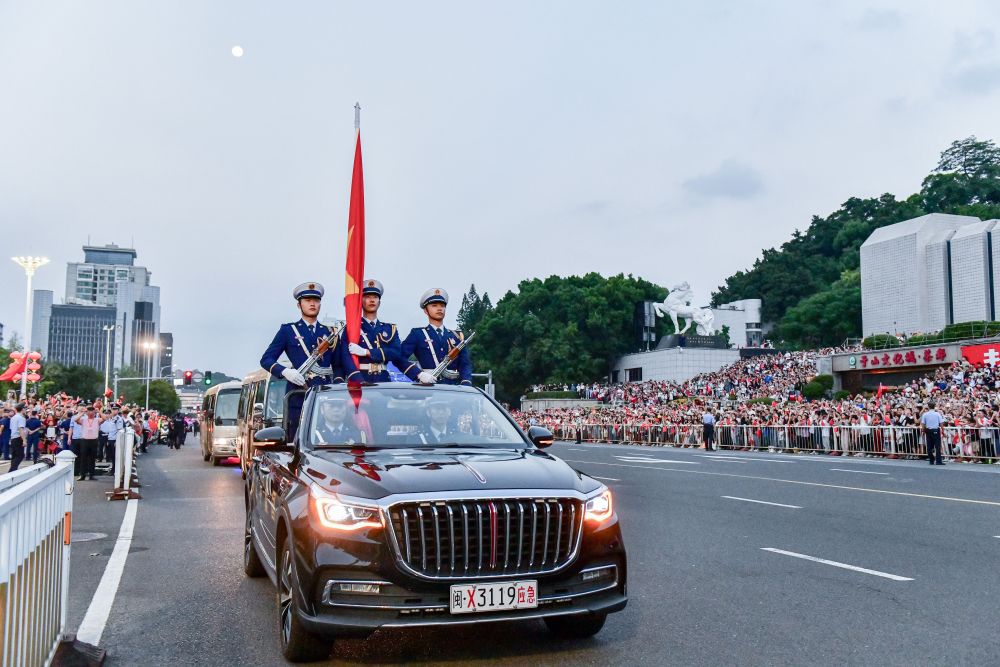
xmin=387 ymin=498 xmax=584 ymax=580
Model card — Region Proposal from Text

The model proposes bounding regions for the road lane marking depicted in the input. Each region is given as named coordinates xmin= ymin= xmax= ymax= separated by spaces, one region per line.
xmin=830 ymin=468 xmax=890 ymax=475
xmin=77 ymin=498 xmax=139 ymax=645
xmin=722 ymin=496 xmax=801 ymax=509
xmin=561 ymin=459 xmax=1000 ymax=507
xmin=566 ymin=448 xmax=587 ymax=451
xmin=698 ymin=456 xmax=748 ymax=463
xmin=761 ymin=548 xmax=914 ymax=581
xmin=613 ymin=456 xmax=699 ymax=465
xmin=592 ymin=476 xmax=620 ymax=481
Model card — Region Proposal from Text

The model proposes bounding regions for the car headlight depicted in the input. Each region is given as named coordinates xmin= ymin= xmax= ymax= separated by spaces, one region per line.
xmin=213 ymin=437 xmax=234 ymax=446
xmin=310 ymin=484 xmax=382 ymax=531
xmin=584 ymin=487 xmax=614 ymax=522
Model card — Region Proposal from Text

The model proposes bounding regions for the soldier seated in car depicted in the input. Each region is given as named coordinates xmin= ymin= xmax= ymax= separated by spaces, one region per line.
xmin=408 ymin=398 xmax=461 ymax=445
xmin=313 ymin=398 xmax=365 ymax=446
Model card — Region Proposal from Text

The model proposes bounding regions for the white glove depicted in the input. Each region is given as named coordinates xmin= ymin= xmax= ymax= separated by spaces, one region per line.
xmin=281 ymin=368 xmax=306 ymax=387
xmin=417 ymin=371 xmax=437 ymax=384
xmin=348 ymin=343 xmax=369 ymax=357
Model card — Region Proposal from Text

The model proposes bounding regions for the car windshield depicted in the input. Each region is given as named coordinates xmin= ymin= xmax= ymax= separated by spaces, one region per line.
xmin=214 ymin=389 xmax=240 ymax=426
xmin=304 ymin=386 xmax=526 ymax=449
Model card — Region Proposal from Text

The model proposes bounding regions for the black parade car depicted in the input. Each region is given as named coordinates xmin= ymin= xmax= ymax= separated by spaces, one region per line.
xmin=243 ymin=383 xmax=627 ymax=662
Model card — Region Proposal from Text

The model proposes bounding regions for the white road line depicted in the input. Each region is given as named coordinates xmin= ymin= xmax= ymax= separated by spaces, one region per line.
xmin=761 ymin=548 xmax=914 ymax=581
xmin=592 ymin=476 xmax=620 ymax=481
xmin=561 ymin=459 xmax=1000 ymax=507
xmin=566 ymin=448 xmax=587 ymax=451
xmin=76 ymin=498 xmax=139 ymax=645
xmin=722 ymin=496 xmax=801 ymax=509
xmin=697 ymin=455 xmax=794 ymax=464
xmin=613 ymin=456 xmax=699 ymax=465
xmin=830 ymin=468 xmax=890 ymax=476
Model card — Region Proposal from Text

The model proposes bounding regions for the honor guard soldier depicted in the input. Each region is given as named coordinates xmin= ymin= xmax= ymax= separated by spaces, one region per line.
xmin=260 ymin=282 xmax=344 ymax=437
xmin=400 ymin=288 xmax=473 ymax=386
xmin=343 ymin=279 xmax=404 ymax=384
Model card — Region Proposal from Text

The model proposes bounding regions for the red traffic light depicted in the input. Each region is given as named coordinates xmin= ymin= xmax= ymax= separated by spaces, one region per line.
xmin=183 ymin=370 xmax=194 ymax=385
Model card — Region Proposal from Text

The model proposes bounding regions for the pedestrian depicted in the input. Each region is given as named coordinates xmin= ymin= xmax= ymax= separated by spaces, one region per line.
xmin=73 ymin=404 xmax=103 ymax=481
xmin=171 ymin=412 xmax=186 ymax=449
xmin=25 ymin=409 xmax=42 ymax=464
xmin=0 ymin=407 xmax=11 ymax=460
xmin=921 ymin=401 xmax=945 ymax=466
xmin=260 ymin=281 xmax=344 ymax=440
xmin=399 ymin=288 xmax=473 ymax=386
xmin=342 ymin=279 xmax=405 ymax=384
xmin=702 ymin=407 xmax=716 ymax=451
xmin=69 ymin=406 xmax=85 ymax=475
xmin=8 ymin=404 xmax=27 ymax=471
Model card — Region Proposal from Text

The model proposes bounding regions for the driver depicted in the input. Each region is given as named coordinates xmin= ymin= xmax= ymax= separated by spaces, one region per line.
xmin=411 ymin=398 xmax=459 ymax=445
xmin=313 ymin=398 xmax=365 ymax=445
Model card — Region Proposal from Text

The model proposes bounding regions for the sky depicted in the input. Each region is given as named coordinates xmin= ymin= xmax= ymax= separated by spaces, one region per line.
xmin=2 ymin=0 xmax=1000 ymax=376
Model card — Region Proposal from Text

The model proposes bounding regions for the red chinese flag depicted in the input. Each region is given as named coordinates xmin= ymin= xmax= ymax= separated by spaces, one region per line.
xmin=0 ymin=355 xmax=28 ymax=382
xmin=344 ymin=130 xmax=365 ymax=378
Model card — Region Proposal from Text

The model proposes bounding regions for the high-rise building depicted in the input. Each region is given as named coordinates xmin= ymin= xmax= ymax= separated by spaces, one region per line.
xmin=31 ymin=243 xmax=163 ymax=375
xmin=860 ymin=213 xmax=1000 ymax=336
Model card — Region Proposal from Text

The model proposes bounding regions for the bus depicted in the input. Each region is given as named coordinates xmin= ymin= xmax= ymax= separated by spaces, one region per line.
xmin=199 ymin=381 xmax=242 ymax=465
xmin=235 ymin=369 xmax=287 ymax=478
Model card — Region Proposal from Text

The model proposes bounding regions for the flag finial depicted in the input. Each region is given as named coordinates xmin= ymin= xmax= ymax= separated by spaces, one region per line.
xmin=354 ymin=102 xmax=360 ymax=130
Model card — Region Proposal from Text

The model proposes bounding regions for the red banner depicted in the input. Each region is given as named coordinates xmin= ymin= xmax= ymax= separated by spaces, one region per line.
xmin=961 ymin=343 xmax=1000 ymax=366
xmin=344 ymin=130 xmax=365 ymax=380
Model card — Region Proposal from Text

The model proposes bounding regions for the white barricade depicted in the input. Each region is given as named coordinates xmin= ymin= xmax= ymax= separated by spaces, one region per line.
xmin=0 ymin=450 xmax=76 ymax=667
xmin=107 ymin=429 xmax=140 ymax=502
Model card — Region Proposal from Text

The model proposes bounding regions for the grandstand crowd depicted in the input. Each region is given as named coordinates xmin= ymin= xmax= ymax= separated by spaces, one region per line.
xmin=515 ymin=348 xmax=1000 ymax=464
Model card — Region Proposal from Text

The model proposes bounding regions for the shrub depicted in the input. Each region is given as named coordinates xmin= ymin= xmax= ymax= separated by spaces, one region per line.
xmin=833 ymin=390 xmax=851 ymax=401
xmin=938 ymin=320 xmax=1000 ymax=341
xmin=813 ymin=374 xmax=834 ymax=390
xmin=801 ymin=381 xmax=826 ymax=400
xmin=523 ymin=391 xmax=579 ymax=399
xmin=906 ymin=333 xmax=938 ymax=346
xmin=862 ymin=334 xmax=899 ymax=350
xmin=747 ymin=397 xmax=776 ymax=405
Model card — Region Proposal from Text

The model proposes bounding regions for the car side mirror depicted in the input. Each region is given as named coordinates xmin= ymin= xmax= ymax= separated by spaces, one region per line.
xmin=527 ymin=425 xmax=554 ymax=449
xmin=252 ymin=402 xmax=264 ymax=418
xmin=254 ymin=426 xmax=285 ymax=447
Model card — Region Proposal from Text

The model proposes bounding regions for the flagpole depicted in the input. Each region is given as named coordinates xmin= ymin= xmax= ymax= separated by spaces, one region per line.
xmin=355 ymin=102 xmax=360 ymax=131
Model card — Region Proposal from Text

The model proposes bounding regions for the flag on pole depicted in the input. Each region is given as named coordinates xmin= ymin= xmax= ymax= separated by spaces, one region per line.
xmin=344 ymin=103 xmax=365 ymax=389
xmin=0 ymin=355 xmax=28 ymax=382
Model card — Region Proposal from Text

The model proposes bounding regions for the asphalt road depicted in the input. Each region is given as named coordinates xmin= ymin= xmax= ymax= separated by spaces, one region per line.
xmin=74 ymin=437 xmax=1000 ymax=666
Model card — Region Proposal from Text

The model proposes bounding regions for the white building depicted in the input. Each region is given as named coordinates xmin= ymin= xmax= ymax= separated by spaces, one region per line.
xmin=711 ymin=299 xmax=763 ymax=347
xmin=860 ymin=213 xmax=1000 ymax=336
xmin=31 ymin=244 xmax=163 ymax=374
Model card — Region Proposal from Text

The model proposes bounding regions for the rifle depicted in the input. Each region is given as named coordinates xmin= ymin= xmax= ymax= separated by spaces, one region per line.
xmin=297 ymin=323 xmax=342 ymax=380
xmin=429 ymin=331 xmax=476 ymax=381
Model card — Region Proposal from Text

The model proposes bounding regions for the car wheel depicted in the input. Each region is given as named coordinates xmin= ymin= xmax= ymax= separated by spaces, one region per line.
xmin=277 ymin=540 xmax=329 ymax=662
xmin=544 ymin=612 xmax=607 ymax=639
xmin=212 ymin=456 xmax=221 ymax=467
xmin=243 ymin=510 xmax=265 ymax=578
xmin=203 ymin=450 xmax=211 ymax=462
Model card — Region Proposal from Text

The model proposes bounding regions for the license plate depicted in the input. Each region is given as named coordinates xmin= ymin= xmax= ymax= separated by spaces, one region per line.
xmin=449 ymin=580 xmax=538 ymax=614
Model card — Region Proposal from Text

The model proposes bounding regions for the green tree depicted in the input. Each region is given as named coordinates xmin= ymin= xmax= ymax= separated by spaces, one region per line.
xmin=36 ymin=363 xmax=104 ymax=400
xmin=776 ymin=270 xmax=861 ymax=348
xmin=120 ymin=377 xmax=179 ymax=414
xmin=475 ymin=273 xmax=666 ymax=402
xmin=457 ymin=284 xmax=493 ymax=334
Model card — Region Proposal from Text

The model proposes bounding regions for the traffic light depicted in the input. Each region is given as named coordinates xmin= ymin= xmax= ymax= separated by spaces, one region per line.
xmin=183 ymin=370 xmax=193 ymax=385
xmin=204 ymin=371 xmax=213 ymax=386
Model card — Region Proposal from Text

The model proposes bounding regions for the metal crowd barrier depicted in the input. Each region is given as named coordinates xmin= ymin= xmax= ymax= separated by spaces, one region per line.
xmin=0 ymin=450 xmax=76 ymax=667
xmin=545 ymin=423 xmax=1000 ymax=463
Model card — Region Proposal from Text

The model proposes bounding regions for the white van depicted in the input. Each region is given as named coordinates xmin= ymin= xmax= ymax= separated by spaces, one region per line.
xmin=235 ymin=369 xmax=287 ymax=478
xmin=200 ymin=381 xmax=243 ymax=466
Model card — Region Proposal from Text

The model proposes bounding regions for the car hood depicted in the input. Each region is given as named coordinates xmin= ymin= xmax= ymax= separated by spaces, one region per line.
xmin=300 ymin=447 xmax=600 ymax=499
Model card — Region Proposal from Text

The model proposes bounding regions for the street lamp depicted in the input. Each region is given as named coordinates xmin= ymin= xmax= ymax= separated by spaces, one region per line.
xmin=11 ymin=256 xmax=49 ymax=400
xmin=142 ymin=340 xmax=159 ymax=410
xmin=102 ymin=325 xmax=116 ymax=394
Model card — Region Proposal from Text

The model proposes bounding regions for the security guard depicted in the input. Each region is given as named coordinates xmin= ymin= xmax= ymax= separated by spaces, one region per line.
xmin=260 ymin=282 xmax=344 ymax=437
xmin=343 ymin=279 xmax=403 ymax=384
xmin=400 ymin=288 xmax=473 ymax=386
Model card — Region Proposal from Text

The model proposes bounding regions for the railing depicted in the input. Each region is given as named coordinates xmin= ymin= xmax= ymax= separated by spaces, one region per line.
xmin=107 ymin=429 xmax=140 ymax=502
xmin=543 ymin=423 xmax=1000 ymax=463
xmin=0 ymin=451 xmax=76 ymax=667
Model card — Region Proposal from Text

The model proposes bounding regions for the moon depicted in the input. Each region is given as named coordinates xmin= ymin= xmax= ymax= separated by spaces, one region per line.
xmin=231 ymin=45 xmax=244 ymax=58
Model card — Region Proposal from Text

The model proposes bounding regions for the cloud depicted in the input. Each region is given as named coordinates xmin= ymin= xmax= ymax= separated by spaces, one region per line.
xmin=946 ymin=63 xmax=1000 ymax=96
xmin=682 ymin=160 xmax=764 ymax=201
xmin=853 ymin=9 xmax=903 ymax=32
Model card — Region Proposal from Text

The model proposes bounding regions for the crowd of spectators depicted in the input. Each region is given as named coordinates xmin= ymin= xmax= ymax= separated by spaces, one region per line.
xmin=0 ymin=392 xmax=196 ymax=479
xmin=514 ymin=349 xmax=1000 ymax=464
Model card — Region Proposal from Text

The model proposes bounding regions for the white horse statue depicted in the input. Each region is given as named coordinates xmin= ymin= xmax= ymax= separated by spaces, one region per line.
xmin=652 ymin=282 xmax=717 ymax=336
